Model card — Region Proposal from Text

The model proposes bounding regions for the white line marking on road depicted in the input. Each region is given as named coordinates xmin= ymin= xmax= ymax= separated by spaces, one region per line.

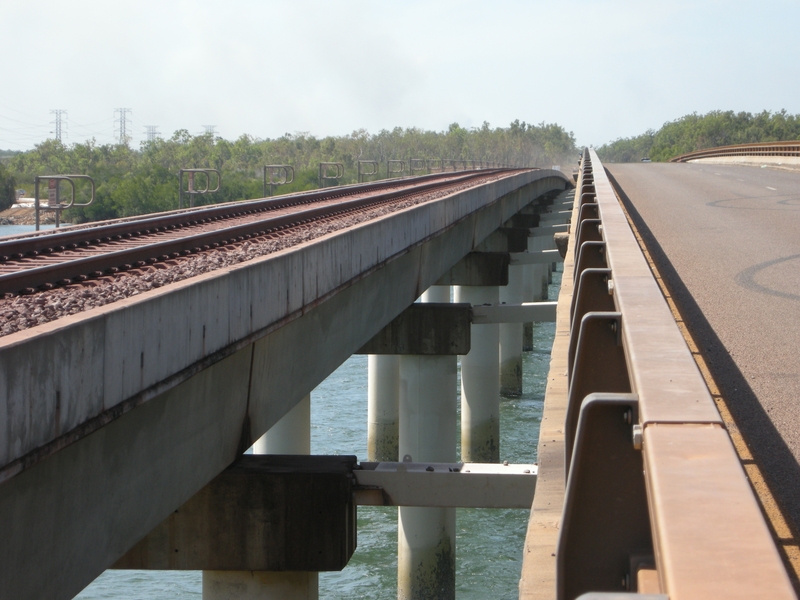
xmin=767 ymin=186 xmax=777 ymax=191
xmin=714 ymin=172 xmax=722 ymax=176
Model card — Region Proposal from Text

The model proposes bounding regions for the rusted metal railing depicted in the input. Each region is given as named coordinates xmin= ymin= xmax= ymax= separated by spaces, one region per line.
xmin=318 ymin=162 xmax=344 ymax=188
xmin=670 ymin=140 xmax=800 ymax=162
xmin=556 ymin=148 xmax=795 ymax=599
xmin=263 ymin=164 xmax=294 ymax=197
xmin=34 ymin=174 xmax=95 ymax=230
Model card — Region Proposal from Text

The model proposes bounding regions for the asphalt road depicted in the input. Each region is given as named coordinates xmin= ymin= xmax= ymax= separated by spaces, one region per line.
xmin=606 ymin=161 xmax=800 ymax=538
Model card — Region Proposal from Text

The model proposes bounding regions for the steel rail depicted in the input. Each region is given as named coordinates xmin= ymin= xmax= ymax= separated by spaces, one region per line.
xmin=0 ymin=170 xmax=508 ymax=296
xmin=557 ymin=149 xmax=795 ymax=599
xmin=0 ymin=169 xmax=511 ymax=257
xmin=670 ymin=140 xmax=800 ymax=162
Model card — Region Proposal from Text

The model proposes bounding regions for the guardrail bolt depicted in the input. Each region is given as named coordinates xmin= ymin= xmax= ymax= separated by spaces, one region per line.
xmin=607 ymin=278 xmax=615 ymax=295
xmin=632 ymin=424 xmax=643 ymax=450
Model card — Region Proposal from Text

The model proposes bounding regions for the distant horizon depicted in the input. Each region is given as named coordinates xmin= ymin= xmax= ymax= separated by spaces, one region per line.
xmin=4 ymin=107 xmax=800 ymax=156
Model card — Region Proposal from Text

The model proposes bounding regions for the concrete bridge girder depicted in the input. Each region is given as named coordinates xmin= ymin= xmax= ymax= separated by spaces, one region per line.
xmin=0 ymin=171 xmax=570 ymax=599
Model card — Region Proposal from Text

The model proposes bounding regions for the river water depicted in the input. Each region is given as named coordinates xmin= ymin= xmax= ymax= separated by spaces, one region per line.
xmin=0 ymin=224 xmax=59 ymax=236
xmin=0 ymin=224 xmax=559 ymax=599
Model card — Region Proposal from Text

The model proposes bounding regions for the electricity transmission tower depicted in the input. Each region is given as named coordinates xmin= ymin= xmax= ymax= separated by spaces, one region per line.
xmin=144 ymin=125 xmax=160 ymax=142
xmin=203 ymin=125 xmax=216 ymax=136
xmin=50 ymin=109 xmax=67 ymax=141
xmin=114 ymin=108 xmax=132 ymax=144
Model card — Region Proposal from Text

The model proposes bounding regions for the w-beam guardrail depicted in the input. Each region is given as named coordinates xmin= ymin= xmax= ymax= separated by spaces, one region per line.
xmin=669 ymin=140 xmax=800 ymax=162
xmin=556 ymin=149 xmax=794 ymax=599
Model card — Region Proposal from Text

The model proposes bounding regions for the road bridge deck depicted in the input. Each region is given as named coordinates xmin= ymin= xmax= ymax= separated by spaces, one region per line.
xmin=607 ymin=162 xmax=800 ymax=585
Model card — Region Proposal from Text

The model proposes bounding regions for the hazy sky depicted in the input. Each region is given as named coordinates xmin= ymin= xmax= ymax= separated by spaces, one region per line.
xmin=2 ymin=0 xmax=798 ymax=151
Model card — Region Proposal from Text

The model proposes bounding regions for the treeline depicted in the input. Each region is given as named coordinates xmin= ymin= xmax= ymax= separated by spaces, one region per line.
xmin=2 ymin=120 xmax=576 ymax=222
xmin=0 ymin=163 xmax=15 ymax=210
xmin=596 ymin=110 xmax=800 ymax=163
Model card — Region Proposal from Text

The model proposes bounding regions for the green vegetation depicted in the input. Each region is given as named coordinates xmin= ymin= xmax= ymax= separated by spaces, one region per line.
xmin=4 ymin=121 xmax=576 ymax=223
xmin=597 ymin=110 xmax=800 ymax=163
xmin=0 ymin=163 xmax=16 ymax=210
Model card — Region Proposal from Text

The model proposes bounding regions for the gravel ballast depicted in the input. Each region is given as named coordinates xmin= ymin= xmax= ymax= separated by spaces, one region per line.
xmin=0 ymin=176 xmax=504 ymax=338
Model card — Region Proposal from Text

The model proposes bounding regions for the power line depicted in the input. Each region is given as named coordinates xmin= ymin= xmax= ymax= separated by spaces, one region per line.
xmin=50 ymin=109 xmax=67 ymax=141
xmin=114 ymin=108 xmax=132 ymax=145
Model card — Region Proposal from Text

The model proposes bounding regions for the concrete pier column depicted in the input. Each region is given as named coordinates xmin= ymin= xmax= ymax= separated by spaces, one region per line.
xmin=253 ymin=394 xmax=311 ymax=455
xmin=203 ymin=573 xmax=317 ymax=600
xmin=529 ymin=236 xmax=549 ymax=300
xmin=398 ymin=284 xmax=457 ymax=600
xmin=454 ymin=285 xmax=500 ymax=462
xmin=523 ymin=236 xmax=548 ymax=350
xmin=203 ymin=395 xmax=318 ymax=600
xmin=522 ymin=265 xmax=535 ymax=351
xmin=499 ymin=264 xmax=524 ymax=396
xmin=368 ymin=355 xmax=400 ymax=461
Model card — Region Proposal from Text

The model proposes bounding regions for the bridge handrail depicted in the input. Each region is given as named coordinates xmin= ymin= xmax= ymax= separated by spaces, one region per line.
xmin=559 ymin=148 xmax=794 ymax=598
xmin=669 ymin=140 xmax=800 ymax=162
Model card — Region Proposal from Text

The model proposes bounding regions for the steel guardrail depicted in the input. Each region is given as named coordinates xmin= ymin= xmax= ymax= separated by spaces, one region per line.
xmin=669 ymin=140 xmax=800 ymax=162
xmin=555 ymin=148 xmax=795 ymax=599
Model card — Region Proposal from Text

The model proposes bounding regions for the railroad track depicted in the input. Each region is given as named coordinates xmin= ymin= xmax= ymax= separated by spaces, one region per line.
xmin=0 ymin=169 xmax=515 ymax=296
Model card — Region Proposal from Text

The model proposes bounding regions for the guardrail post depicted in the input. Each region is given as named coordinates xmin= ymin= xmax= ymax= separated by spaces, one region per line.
xmin=558 ymin=393 xmax=651 ymax=599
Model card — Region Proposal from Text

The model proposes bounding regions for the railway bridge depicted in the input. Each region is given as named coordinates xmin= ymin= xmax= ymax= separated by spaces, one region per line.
xmin=0 ymin=151 xmax=798 ymax=599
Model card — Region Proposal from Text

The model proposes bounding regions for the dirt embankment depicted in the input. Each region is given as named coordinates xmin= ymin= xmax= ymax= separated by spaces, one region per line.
xmin=0 ymin=207 xmax=56 ymax=225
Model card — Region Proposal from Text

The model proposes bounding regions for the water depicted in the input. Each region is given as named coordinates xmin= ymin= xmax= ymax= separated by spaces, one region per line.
xmin=0 ymin=224 xmax=60 ymax=237
xmin=74 ymin=271 xmax=561 ymax=599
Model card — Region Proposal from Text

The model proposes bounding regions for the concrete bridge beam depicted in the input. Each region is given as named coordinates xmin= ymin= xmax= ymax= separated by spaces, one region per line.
xmin=113 ymin=452 xmax=355 ymax=574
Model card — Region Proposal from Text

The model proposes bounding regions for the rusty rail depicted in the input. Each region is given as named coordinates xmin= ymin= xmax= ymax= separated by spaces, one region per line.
xmin=670 ymin=140 xmax=800 ymax=162
xmin=555 ymin=148 xmax=795 ymax=599
xmin=0 ymin=170 xmax=509 ymax=296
